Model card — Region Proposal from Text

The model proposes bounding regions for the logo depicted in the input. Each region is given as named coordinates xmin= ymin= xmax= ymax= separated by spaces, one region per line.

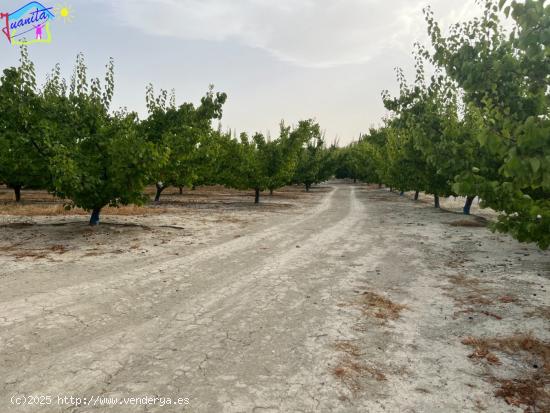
xmin=1 ymin=2 xmax=73 ymax=45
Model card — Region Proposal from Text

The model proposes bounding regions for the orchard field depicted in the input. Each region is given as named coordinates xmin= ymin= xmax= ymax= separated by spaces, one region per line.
xmin=0 ymin=0 xmax=549 ymax=412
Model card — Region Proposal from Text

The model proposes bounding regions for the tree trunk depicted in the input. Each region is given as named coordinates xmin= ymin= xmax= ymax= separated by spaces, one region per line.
xmin=154 ymin=183 xmax=164 ymax=203
xmin=353 ymin=178 xmax=357 ymax=183
xmin=254 ymin=188 xmax=260 ymax=204
xmin=378 ymin=183 xmax=382 ymax=189
xmin=179 ymin=186 xmax=183 ymax=195
xmin=89 ymin=207 xmax=101 ymax=226
xmin=434 ymin=194 xmax=440 ymax=208
xmin=192 ymin=184 xmax=196 ymax=191
xmin=14 ymin=185 xmax=21 ymax=202
xmin=463 ymin=196 xmax=475 ymax=215
xmin=269 ymin=188 xmax=274 ymax=196
xmin=414 ymin=191 xmax=419 ymax=201
xmin=305 ymin=183 xmax=311 ymax=192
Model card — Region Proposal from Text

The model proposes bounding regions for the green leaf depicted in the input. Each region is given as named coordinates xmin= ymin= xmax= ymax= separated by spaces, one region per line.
xmin=529 ymin=158 xmax=541 ymax=173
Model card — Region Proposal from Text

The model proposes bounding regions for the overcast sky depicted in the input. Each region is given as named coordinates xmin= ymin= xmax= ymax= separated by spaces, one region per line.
xmin=0 ymin=0 xmax=482 ymax=145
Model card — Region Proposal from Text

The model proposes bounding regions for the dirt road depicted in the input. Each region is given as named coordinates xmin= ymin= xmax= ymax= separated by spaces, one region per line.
xmin=1 ymin=183 xmax=548 ymax=412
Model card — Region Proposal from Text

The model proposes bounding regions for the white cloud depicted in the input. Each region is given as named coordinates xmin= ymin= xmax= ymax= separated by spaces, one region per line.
xmin=104 ymin=0 xmax=480 ymax=67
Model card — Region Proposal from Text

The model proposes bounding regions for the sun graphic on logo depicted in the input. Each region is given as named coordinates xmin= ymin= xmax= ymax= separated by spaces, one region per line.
xmin=56 ymin=4 xmax=74 ymax=23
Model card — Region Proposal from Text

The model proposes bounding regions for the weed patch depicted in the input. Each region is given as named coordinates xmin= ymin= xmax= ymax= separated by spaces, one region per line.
xmin=461 ymin=334 xmax=550 ymax=412
xmin=358 ymin=292 xmax=406 ymax=321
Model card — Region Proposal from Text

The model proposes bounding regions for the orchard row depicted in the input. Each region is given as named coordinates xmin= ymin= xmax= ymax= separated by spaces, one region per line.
xmin=0 ymin=49 xmax=335 ymax=225
xmin=336 ymin=0 xmax=549 ymax=250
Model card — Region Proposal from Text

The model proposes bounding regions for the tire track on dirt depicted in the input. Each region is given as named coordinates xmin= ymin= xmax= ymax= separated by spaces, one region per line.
xmin=0 ymin=189 xmax=335 ymax=328
xmin=2 ymin=187 xmax=359 ymax=407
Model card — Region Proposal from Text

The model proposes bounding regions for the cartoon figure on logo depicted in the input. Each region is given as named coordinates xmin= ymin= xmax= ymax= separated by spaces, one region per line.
xmin=34 ymin=22 xmax=44 ymax=39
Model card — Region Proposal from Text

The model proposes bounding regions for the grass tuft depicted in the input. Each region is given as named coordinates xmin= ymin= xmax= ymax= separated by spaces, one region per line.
xmin=332 ymin=356 xmax=386 ymax=395
xmin=461 ymin=334 xmax=550 ymax=412
xmin=359 ymin=291 xmax=406 ymax=321
xmin=494 ymin=378 xmax=549 ymax=412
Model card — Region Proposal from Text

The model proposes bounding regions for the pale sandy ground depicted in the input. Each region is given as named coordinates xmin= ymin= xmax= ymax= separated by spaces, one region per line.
xmin=0 ymin=182 xmax=548 ymax=413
